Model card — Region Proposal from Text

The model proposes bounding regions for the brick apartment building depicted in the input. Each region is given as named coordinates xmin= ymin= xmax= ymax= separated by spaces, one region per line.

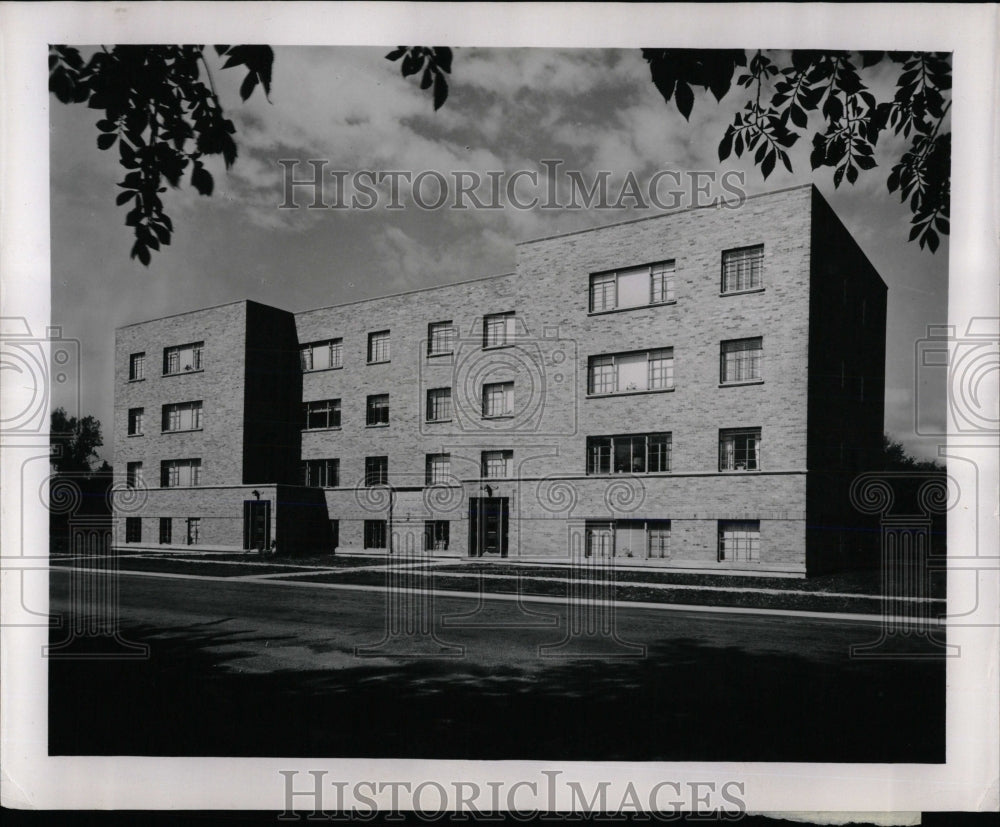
xmin=112 ymin=184 xmax=887 ymax=575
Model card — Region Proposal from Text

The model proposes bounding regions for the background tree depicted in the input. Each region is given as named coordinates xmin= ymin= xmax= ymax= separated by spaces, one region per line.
xmin=880 ymin=432 xmax=944 ymax=472
xmin=51 ymin=407 xmax=106 ymax=475
xmin=50 ymin=45 xmax=950 ymax=264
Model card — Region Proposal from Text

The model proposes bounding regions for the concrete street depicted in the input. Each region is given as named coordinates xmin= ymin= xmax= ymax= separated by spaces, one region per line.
xmin=48 ymin=568 xmax=946 ymax=762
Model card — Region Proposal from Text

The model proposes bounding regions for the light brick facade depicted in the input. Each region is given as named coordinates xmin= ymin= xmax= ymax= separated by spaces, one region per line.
xmin=113 ymin=184 xmax=886 ymax=575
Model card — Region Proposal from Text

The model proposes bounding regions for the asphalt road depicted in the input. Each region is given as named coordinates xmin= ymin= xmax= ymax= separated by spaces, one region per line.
xmin=48 ymin=569 xmax=946 ymax=761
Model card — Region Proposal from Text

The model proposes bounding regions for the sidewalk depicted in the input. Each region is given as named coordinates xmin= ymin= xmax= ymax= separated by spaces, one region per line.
xmin=52 ymin=550 xmax=946 ymax=618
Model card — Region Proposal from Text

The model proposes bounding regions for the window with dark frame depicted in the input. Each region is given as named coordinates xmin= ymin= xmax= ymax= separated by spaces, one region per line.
xmin=160 ymin=458 xmax=202 ymax=487
xmin=162 ymin=401 xmax=203 ymax=432
xmin=300 ymin=339 xmax=343 ymax=372
xmin=159 ymin=517 xmax=172 ymax=545
xmin=301 ymin=458 xmax=339 ymax=487
xmin=426 ymin=387 xmax=452 ymax=422
xmin=588 ymin=261 xmax=675 ymax=313
xmin=127 ymin=407 xmax=144 ymax=436
xmin=424 ymin=520 xmax=450 ymax=551
xmin=719 ymin=520 xmax=760 ymax=561
xmin=721 ymin=245 xmax=763 ymax=293
xmin=719 ymin=428 xmax=761 ymax=471
xmin=587 ymin=349 xmax=674 ymax=395
xmin=720 ymin=338 xmax=763 ymax=383
xmin=586 ymin=433 xmax=672 ymax=475
xmin=186 ymin=517 xmax=201 ymax=545
xmin=365 ymin=456 xmax=388 ymax=487
xmin=366 ymin=394 xmax=389 ymax=426
xmin=129 ymin=352 xmax=145 ymax=381
xmin=126 ymin=461 xmax=142 ymax=488
xmin=483 ymin=312 xmax=514 ymax=348
xmin=481 ymin=450 xmax=513 ymax=479
xmin=364 ymin=519 xmax=387 ymax=549
xmin=125 ymin=517 xmax=141 ymax=543
xmin=426 ymin=453 xmax=451 ymax=485
xmin=427 ymin=322 xmax=455 ymax=356
xmin=482 ymin=381 xmax=514 ymax=418
xmin=303 ymin=399 xmax=341 ymax=430
xmin=163 ymin=341 xmax=203 ymax=375
xmin=367 ymin=330 xmax=390 ymax=363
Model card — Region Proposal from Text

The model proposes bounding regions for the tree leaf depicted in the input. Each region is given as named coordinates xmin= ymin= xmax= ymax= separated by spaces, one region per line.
xmin=432 ymin=72 xmax=448 ymax=110
xmin=718 ymin=129 xmax=733 ymax=161
xmin=191 ymin=165 xmax=214 ymax=196
xmin=790 ymin=103 xmax=807 ymax=129
xmin=115 ymin=190 xmax=136 ymax=206
xmin=97 ymin=132 xmax=117 ymax=150
xmin=385 ymin=47 xmax=407 ymax=61
xmin=761 ymin=149 xmax=776 ymax=179
xmin=674 ymin=81 xmax=694 ymax=120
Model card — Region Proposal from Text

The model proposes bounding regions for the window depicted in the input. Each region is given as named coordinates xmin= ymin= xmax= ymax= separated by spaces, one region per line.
xmin=129 ymin=352 xmax=145 ymax=381
xmin=330 ymin=519 xmax=339 ymax=550
xmin=125 ymin=517 xmax=141 ymax=543
xmin=367 ymin=330 xmax=390 ymax=363
xmin=719 ymin=520 xmax=760 ymax=562
xmin=587 ymin=349 xmax=674 ymax=395
xmin=365 ymin=456 xmax=388 ymax=487
xmin=586 ymin=519 xmax=673 ymax=559
xmin=648 ymin=522 xmax=671 ymax=559
xmin=366 ymin=394 xmax=389 ymax=426
xmin=428 ymin=322 xmax=455 ymax=356
xmin=482 ymin=381 xmax=514 ymax=418
xmin=303 ymin=399 xmax=341 ymax=430
xmin=720 ymin=338 xmax=763 ymax=383
xmin=722 ymin=245 xmax=763 ymax=293
xmin=159 ymin=517 xmax=172 ymax=545
xmin=719 ymin=428 xmax=761 ymax=471
xmin=163 ymin=341 xmax=203 ymax=374
xmin=302 ymin=459 xmax=339 ymax=487
xmin=589 ymin=261 xmax=676 ymax=312
xmin=481 ymin=450 xmax=513 ymax=479
xmin=300 ymin=339 xmax=342 ymax=372
xmin=186 ymin=517 xmax=201 ymax=545
xmin=126 ymin=461 xmax=143 ymax=488
xmin=128 ymin=407 xmax=144 ymax=436
xmin=160 ymin=458 xmax=202 ymax=487
xmin=162 ymin=401 xmax=203 ymax=432
xmin=586 ymin=433 xmax=672 ymax=474
xmin=483 ymin=312 xmax=515 ymax=348
xmin=426 ymin=453 xmax=451 ymax=485
xmin=425 ymin=520 xmax=450 ymax=551
xmin=426 ymin=388 xmax=452 ymax=422
xmin=364 ymin=520 xmax=387 ymax=549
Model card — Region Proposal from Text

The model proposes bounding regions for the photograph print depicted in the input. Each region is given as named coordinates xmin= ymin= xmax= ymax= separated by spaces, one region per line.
xmin=4 ymin=1 xmax=996 ymax=817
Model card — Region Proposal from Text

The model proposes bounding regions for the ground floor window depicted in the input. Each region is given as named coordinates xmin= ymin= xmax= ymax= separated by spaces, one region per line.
xmin=125 ymin=517 xmax=141 ymax=543
xmin=584 ymin=519 xmax=672 ymax=559
xmin=186 ymin=517 xmax=201 ymax=545
xmin=364 ymin=519 xmax=387 ymax=549
xmin=159 ymin=517 xmax=172 ymax=544
xmin=330 ymin=519 xmax=339 ymax=550
xmin=718 ymin=520 xmax=760 ymax=562
xmin=424 ymin=520 xmax=449 ymax=551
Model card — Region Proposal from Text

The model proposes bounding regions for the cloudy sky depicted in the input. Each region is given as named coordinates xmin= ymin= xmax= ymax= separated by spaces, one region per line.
xmin=49 ymin=46 xmax=948 ymax=463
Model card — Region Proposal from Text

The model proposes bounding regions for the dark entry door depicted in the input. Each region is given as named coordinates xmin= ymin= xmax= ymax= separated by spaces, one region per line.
xmin=469 ymin=497 xmax=509 ymax=557
xmin=243 ymin=500 xmax=271 ymax=551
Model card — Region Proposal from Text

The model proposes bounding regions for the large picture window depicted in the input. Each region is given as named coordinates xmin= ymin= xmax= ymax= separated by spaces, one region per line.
xmin=300 ymin=339 xmax=343 ymax=371
xmin=163 ymin=341 xmax=203 ymax=374
xmin=160 ymin=458 xmax=201 ymax=487
xmin=589 ymin=261 xmax=675 ymax=312
xmin=303 ymin=399 xmax=341 ymax=430
xmin=162 ymin=401 xmax=203 ymax=432
xmin=719 ymin=520 xmax=760 ymax=561
xmin=587 ymin=349 xmax=673 ymax=395
xmin=587 ymin=433 xmax=672 ymax=474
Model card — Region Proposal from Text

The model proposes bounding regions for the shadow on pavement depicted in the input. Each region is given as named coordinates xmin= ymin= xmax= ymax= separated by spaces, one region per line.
xmin=49 ymin=618 xmax=945 ymax=762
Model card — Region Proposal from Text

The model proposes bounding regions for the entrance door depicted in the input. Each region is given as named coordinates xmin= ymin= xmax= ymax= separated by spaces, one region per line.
xmin=243 ymin=500 xmax=271 ymax=551
xmin=469 ymin=497 xmax=509 ymax=557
